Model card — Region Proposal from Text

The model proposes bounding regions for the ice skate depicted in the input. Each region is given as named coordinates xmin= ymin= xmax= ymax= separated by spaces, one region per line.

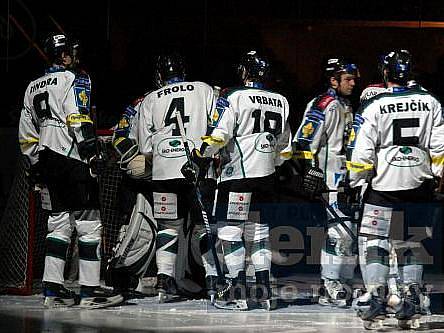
xmin=352 ymin=289 xmax=371 ymax=316
xmin=395 ymin=284 xmax=422 ymax=329
xmin=254 ymin=270 xmax=276 ymax=311
xmin=43 ymin=281 xmax=78 ymax=308
xmin=79 ymin=286 xmax=124 ymax=309
xmin=359 ymin=289 xmax=387 ymax=330
xmin=156 ymin=274 xmax=178 ymax=303
xmin=318 ymin=279 xmax=349 ymax=307
xmin=214 ymin=271 xmax=248 ymax=311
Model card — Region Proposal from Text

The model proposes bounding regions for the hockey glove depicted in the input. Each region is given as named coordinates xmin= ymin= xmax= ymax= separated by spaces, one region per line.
xmin=180 ymin=149 xmax=212 ymax=183
xmin=337 ymin=180 xmax=361 ymax=216
xmin=88 ymin=154 xmax=106 ymax=178
xmin=302 ymin=166 xmax=327 ymax=199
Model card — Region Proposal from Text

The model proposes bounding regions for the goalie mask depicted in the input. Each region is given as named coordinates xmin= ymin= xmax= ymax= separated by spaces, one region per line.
xmin=155 ymin=53 xmax=186 ymax=88
xmin=238 ymin=50 xmax=270 ymax=87
xmin=381 ymin=49 xmax=412 ymax=85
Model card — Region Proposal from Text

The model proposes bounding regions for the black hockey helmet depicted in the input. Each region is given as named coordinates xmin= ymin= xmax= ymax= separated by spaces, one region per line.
xmin=324 ymin=58 xmax=359 ymax=82
xmin=154 ymin=53 xmax=186 ymax=88
xmin=238 ymin=50 xmax=270 ymax=84
xmin=43 ymin=33 xmax=71 ymax=64
xmin=381 ymin=49 xmax=412 ymax=85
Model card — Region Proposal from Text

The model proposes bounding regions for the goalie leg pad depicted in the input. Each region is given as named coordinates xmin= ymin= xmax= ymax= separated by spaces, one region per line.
xmin=74 ymin=210 xmax=102 ymax=286
xmin=43 ymin=212 xmax=73 ymax=284
xmin=111 ymin=193 xmax=157 ymax=278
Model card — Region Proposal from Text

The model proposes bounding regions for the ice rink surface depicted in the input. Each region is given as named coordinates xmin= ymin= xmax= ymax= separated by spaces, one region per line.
xmin=2 ymin=275 xmax=444 ymax=333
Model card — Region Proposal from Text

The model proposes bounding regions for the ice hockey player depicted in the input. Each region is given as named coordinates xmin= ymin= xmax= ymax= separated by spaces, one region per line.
xmin=348 ymin=49 xmax=444 ymax=329
xmin=137 ymin=53 xmax=219 ymax=303
xmin=107 ymin=95 xmax=157 ymax=299
xmin=353 ymin=50 xmax=430 ymax=317
xmin=18 ymin=33 xmax=123 ymax=308
xmin=185 ymin=50 xmax=291 ymax=311
xmin=292 ymin=58 xmax=360 ymax=307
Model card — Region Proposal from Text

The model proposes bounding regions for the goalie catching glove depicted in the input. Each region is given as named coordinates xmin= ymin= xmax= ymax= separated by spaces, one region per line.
xmin=180 ymin=148 xmax=212 ymax=183
xmin=302 ymin=166 xmax=327 ymax=199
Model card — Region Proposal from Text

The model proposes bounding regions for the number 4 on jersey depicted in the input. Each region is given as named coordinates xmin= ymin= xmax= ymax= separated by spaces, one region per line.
xmin=165 ymin=97 xmax=189 ymax=136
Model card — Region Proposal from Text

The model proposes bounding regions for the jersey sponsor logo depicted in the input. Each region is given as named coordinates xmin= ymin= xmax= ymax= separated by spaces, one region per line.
xmin=153 ymin=192 xmax=178 ymax=219
xmin=156 ymin=137 xmax=195 ymax=158
xmin=385 ymin=146 xmax=426 ymax=167
xmin=379 ymin=101 xmax=430 ymax=114
xmin=157 ymin=84 xmax=195 ymax=98
xmin=30 ymin=77 xmax=58 ymax=93
xmin=225 ymin=166 xmax=234 ymax=177
xmin=227 ymin=192 xmax=251 ymax=221
xmin=254 ymin=133 xmax=276 ymax=153
xmin=248 ymin=95 xmax=283 ymax=108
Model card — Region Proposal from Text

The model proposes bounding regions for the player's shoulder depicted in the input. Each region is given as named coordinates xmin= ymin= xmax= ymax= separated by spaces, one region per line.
xmin=312 ymin=90 xmax=337 ymax=111
xmin=360 ymin=83 xmax=386 ymax=102
xmin=189 ymin=80 xmax=212 ymax=89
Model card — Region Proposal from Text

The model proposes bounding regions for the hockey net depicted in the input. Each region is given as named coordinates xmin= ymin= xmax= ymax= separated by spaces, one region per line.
xmin=0 ymin=130 xmax=124 ymax=295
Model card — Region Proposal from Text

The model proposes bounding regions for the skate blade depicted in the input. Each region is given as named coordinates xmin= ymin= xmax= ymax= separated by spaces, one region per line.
xmin=44 ymin=297 xmax=75 ymax=308
xmin=79 ymin=295 xmax=124 ymax=309
xmin=398 ymin=317 xmax=421 ymax=329
xmin=214 ymin=299 xmax=248 ymax=311
xmin=209 ymin=293 xmax=216 ymax=305
xmin=260 ymin=299 xmax=277 ymax=311
xmin=363 ymin=319 xmax=383 ymax=330
xmin=158 ymin=291 xmax=180 ymax=304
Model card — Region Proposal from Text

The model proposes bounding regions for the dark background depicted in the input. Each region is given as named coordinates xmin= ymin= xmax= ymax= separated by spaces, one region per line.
xmin=3 ymin=0 xmax=444 ymax=129
xmin=1 ymin=0 xmax=444 ymax=279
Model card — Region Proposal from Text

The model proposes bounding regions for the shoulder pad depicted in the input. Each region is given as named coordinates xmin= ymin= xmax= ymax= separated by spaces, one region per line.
xmin=131 ymin=96 xmax=144 ymax=107
xmin=315 ymin=94 xmax=336 ymax=111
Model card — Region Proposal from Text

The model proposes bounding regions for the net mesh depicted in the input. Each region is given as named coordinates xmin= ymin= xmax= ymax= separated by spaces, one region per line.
xmin=0 ymin=133 xmax=124 ymax=295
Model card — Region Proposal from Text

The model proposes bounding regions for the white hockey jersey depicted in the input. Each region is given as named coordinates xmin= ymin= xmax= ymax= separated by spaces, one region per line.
xmin=19 ymin=66 xmax=93 ymax=163
xmin=360 ymin=83 xmax=386 ymax=103
xmin=202 ymin=86 xmax=291 ymax=182
xmin=349 ymin=86 xmax=444 ymax=191
xmin=293 ymin=88 xmax=353 ymax=189
xmin=138 ymin=81 xmax=215 ymax=181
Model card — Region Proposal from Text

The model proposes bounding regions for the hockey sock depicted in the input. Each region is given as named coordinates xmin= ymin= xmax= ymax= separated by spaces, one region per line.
xmin=156 ymin=219 xmax=181 ymax=277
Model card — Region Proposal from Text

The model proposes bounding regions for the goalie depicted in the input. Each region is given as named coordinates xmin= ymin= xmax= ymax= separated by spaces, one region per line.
xmin=107 ymin=95 xmax=157 ymax=298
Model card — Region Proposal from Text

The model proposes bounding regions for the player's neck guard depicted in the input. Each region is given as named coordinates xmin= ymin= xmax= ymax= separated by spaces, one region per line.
xmin=245 ymin=81 xmax=264 ymax=88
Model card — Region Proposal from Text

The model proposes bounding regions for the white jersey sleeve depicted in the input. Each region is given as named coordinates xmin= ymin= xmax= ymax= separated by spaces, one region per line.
xmin=359 ymin=83 xmax=386 ymax=103
xmin=349 ymin=87 xmax=443 ymax=191
xmin=293 ymin=89 xmax=353 ymax=189
xmin=205 ymin=87 xmax=290 ymax=181
xmin=22 ymin=68 xmax=94 ymax=162
xmin=138 ymin=81 xmax=214 ymax=180
xmin=18 ymin=105 xmax=40 ymax=165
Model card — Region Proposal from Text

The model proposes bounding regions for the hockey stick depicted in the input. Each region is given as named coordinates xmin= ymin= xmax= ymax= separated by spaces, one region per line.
xmin=318 ymin=195 xmax=358 ymax=252
xmin=174 ymin=108 xmax=224 ymax=281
